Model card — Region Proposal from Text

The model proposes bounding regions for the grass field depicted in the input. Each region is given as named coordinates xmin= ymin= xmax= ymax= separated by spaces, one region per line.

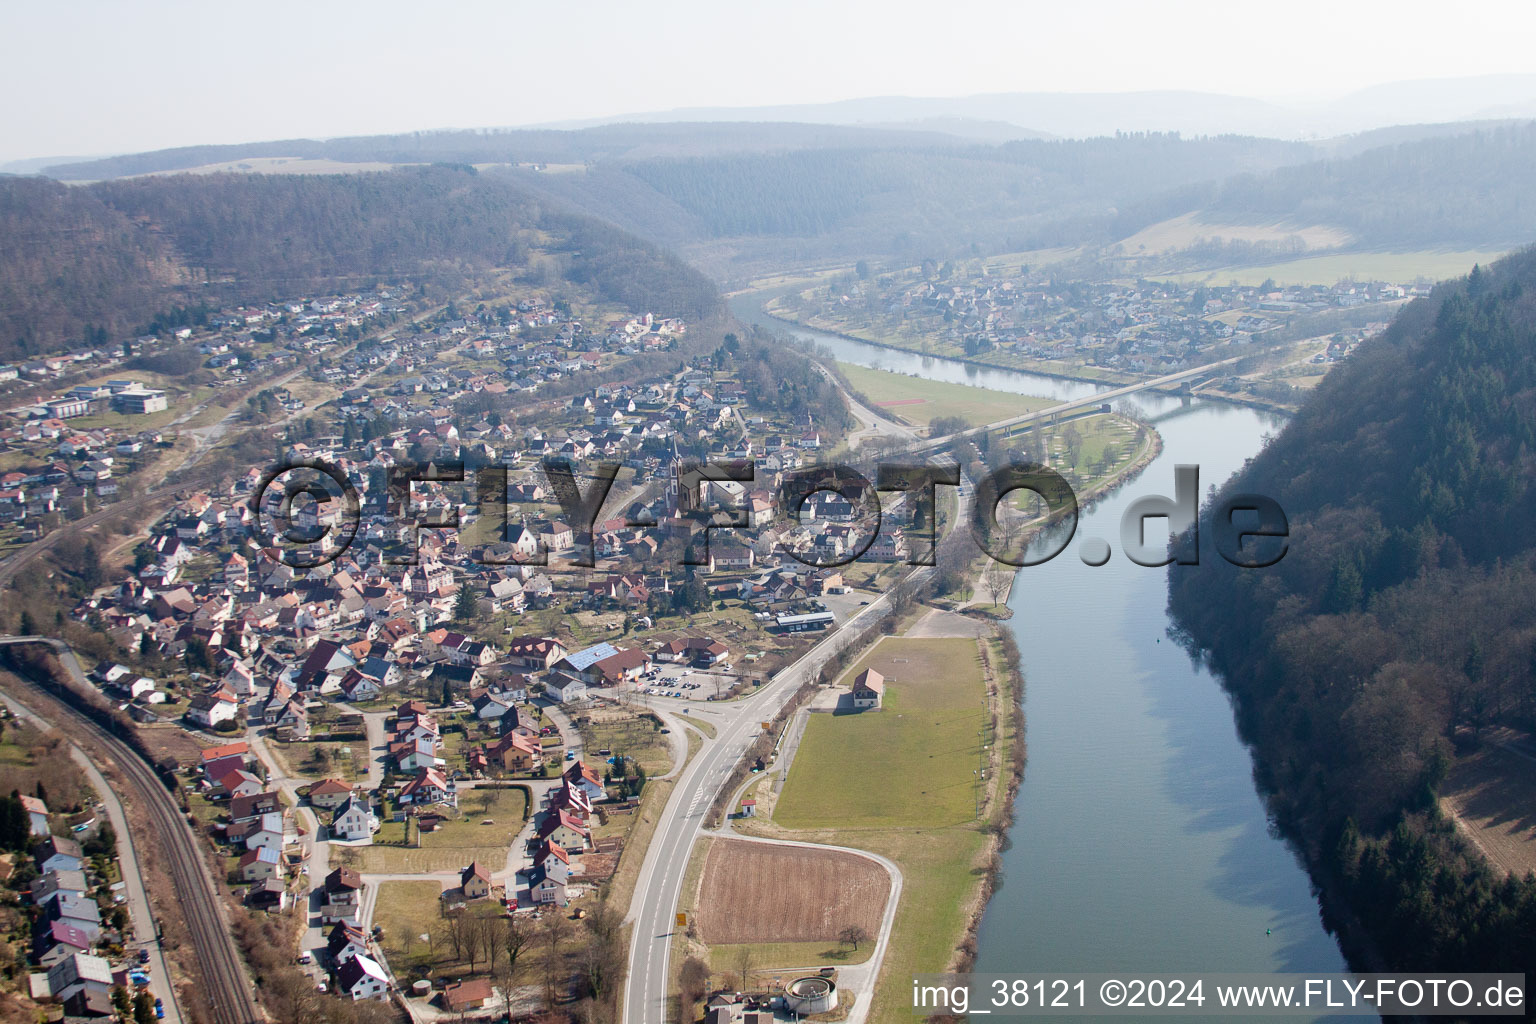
xmin=740 ymin=632 xmax=1019 ymax=1024
xmin=706 ymin=939 xmax=872 ymax=979
xmin=1156 ymin=248 xmax=1510 ymax=287
xmin=578 ymin=705 xmax=673 ymax=776
xmin=837 ymin=362 xmax=1054 ymax=433
xmin=776 ymin=637 xmax=988 ymax=830
xmin=1116 ymin=214 xmax=1353 ymax=255
xmin=340 ymin=787 xmax=527 ymax=874
xmin=373 ymin=880 xmax=448 ymax=972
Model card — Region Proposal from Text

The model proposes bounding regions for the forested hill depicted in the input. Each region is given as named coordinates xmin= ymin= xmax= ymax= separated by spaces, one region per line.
xmin=0 ymin=165 xmax=722 ymax=360
xmin=1169 ymin=247 xmax=1536 ymax=974
xmin=1201 ymin=121 xmax=1536 ymax=247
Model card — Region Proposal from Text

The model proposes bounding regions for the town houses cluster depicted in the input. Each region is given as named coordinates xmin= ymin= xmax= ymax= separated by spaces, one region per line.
xmin=4 ymin=787 xmax=156 ymax=1018
xmin=785 ymin=271 xmax=1414 ymax=379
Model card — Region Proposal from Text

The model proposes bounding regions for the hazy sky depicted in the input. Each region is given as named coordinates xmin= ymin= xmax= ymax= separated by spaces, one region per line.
xmin=3 ymin=0 xmax=1535 ymax=162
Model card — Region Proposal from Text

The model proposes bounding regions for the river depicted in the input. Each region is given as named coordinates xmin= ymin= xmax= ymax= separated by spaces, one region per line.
xmin=731 ymin=293 xmax=1356 ymax=1017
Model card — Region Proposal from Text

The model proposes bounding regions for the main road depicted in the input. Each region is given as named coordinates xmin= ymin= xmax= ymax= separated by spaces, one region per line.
xmin=621 ymin=578 xmax=928 ymax=1024
xmin=623 ymin=461 xmax=971 ymax=1024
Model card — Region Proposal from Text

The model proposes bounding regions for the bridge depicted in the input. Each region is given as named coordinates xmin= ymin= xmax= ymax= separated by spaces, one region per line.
xmin=900 ymin=355 xmax=1245 ymax=456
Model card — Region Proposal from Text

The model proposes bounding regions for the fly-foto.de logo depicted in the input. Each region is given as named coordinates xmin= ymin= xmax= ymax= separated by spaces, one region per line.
xmin=249 ymin=457 xmax=1288 ymax=571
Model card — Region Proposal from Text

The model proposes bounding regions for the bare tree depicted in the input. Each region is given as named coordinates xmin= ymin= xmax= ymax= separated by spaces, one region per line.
xmin=733 ymin=945 xmax=755 ymax=993
xmin=838 ymin=924 xmax=871 ymax=951
xmin=540 ymin=912 xmax=571 ymax=1007
xmin=983 ymin=565 xmax=1012 ymax=607
xmin=443 ymin=907 xmax=470 ymax=964
xmin=502 ymin=914 xmax=532 ymax=980
xmin=476 ymin=913 xmax=500 ymax=971
xmin=679 ymin=955 xmax=711 ymax=1012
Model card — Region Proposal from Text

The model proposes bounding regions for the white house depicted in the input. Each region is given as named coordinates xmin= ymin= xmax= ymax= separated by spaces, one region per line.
xmin=851 ymin=668 xmax=885 ymax=710
xmin=330 ymin=797 xmax=377 ymax=842
xmin=545 ymin=676 xmax=587 ymax=703
xmin=187 ymin=689 xmax=239 ymax=728
xmin=337 ymin=954 xmax=389 ymax=1000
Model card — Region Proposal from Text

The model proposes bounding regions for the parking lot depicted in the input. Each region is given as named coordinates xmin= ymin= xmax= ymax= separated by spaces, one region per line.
xmin=631 ymin=663 xmax=745 ymax=701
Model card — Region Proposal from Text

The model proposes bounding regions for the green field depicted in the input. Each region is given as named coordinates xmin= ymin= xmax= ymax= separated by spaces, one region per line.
xmin=373 ymin=880 xmax=447 ymax=971
xmin=746 ymin=632 xmax=1019 ymax=1024
xmin=1156 ymin=248 xmax=1511 ymax=287
xmin=776 ymin=637 xmax=988 ymax=830
xmin=837 ymin=362 xmax=1053 ymax=433
xmin=339 ymin=786 xmax=527 ymax=874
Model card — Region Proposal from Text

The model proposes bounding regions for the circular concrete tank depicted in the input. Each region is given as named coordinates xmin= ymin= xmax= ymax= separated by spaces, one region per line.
xmin=785 ymin=975 xmax=837 ymax=1014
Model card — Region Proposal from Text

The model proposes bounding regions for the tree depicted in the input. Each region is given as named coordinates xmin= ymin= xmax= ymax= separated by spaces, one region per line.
xmin=0 ymin=796 xmax=30 ymax=851
xmin=838 ymin=924 xmax=871 ymax=951
xmin=679 ymin=956 xmax=711 ymax=1010
xmin=501 ymin=914 xmax=531 ymax=981
xmin=18 ymin=608 xmax=36 ymax=637
xmin=733 ymin=944 xmax=755 ymax=993
xmin=982 ymin=565 xmax=1012 ymax=607
xmin=133 ymin=987 xmax=156 ymax=1024
xmin=539 ymin=911 xmax=571 ymax=1006
xmin=453 ymin=584 xmax=478 ymax=623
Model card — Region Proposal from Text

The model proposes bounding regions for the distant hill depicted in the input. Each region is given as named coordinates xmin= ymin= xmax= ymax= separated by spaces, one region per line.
xmin=527 ymin=75 xmax=1536 ymax=140
xmin=39 ymin=122 xmax=979 ymax=183
xmin=1169 ymin=247 xmax=1536 ymax=975
xmin=21 ymin=114 xmax=1536 ymax=302
xmin=1196 ymin=121 xmax=1536 ymax=248
xmin=0 ymin=166 xmax=721 ymax=360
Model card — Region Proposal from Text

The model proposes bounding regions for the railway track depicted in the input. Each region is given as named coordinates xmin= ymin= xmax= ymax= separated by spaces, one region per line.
xmin=0 ymin=637 xmax=262 ymax=1024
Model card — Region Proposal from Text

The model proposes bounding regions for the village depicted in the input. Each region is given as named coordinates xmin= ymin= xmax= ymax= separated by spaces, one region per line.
xmin=4 ymin=263 xmax=957 ymax=1018
xmin=769 ymin=266 xmax=1415 ymax=407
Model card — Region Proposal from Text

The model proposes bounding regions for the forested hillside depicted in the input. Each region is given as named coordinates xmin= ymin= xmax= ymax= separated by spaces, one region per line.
xmin=0 ymin=166 xmax=721 ymax=359
xmin=39 ymin=122 xmax=977 ymax=181
xmin=1169 ymin=248 xmax=1536 ymax=973
xmin=510 ymin=124 xmax=1536 ymax=274
xmin=30 ymin=121 xmax=1536 ymax=284
xmin=1202 ymin=121 xmax=1536 ymax=247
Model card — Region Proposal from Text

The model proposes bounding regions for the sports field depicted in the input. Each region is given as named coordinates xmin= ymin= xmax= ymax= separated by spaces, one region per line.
xmin=837 ymin=363 xmax=1053 ymax=432
xmin=775 ymin=637 xmax=988 ymax=830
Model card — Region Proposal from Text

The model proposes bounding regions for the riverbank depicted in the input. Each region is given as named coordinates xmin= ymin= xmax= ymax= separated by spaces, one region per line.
xmin=739 ymin=287 xmax=1299 ymax=416
xmin=722 ymin=631 xmax=1021 ymax=1024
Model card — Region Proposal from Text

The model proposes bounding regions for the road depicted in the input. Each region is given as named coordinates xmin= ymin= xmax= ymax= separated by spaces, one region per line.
xmin=621 ymin=572 xmax=930 ymax=1024
xmin=0 ymin=637 xmax=262 ymax=1024
xmin=713 ymin=818 xmax=902 ymax=1024
xmin=621 ymin=387 xmax=971 ymax=1024
xmin=812 ymin=363 xmax=918 ymax=449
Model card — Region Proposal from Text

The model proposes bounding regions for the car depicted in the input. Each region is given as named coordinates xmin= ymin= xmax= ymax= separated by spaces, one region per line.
xmin=138 ymin=948 xmax=151 ymax=964
xmin=155 ymin=1004 xmax=164 ymax=1020
xmin=316 ymin=982 xmax=328 ymax=993
xmin=660 ymin=728 xmax=671 ymax=733
xmin=296 ymin=952 xmax=313 ymax=964
xmin=565 ymin=751 xmax=575 ymax=760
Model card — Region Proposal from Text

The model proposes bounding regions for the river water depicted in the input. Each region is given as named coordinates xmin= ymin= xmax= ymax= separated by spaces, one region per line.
xmin=731 ymin=294 xmax=1354 ymax=1016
